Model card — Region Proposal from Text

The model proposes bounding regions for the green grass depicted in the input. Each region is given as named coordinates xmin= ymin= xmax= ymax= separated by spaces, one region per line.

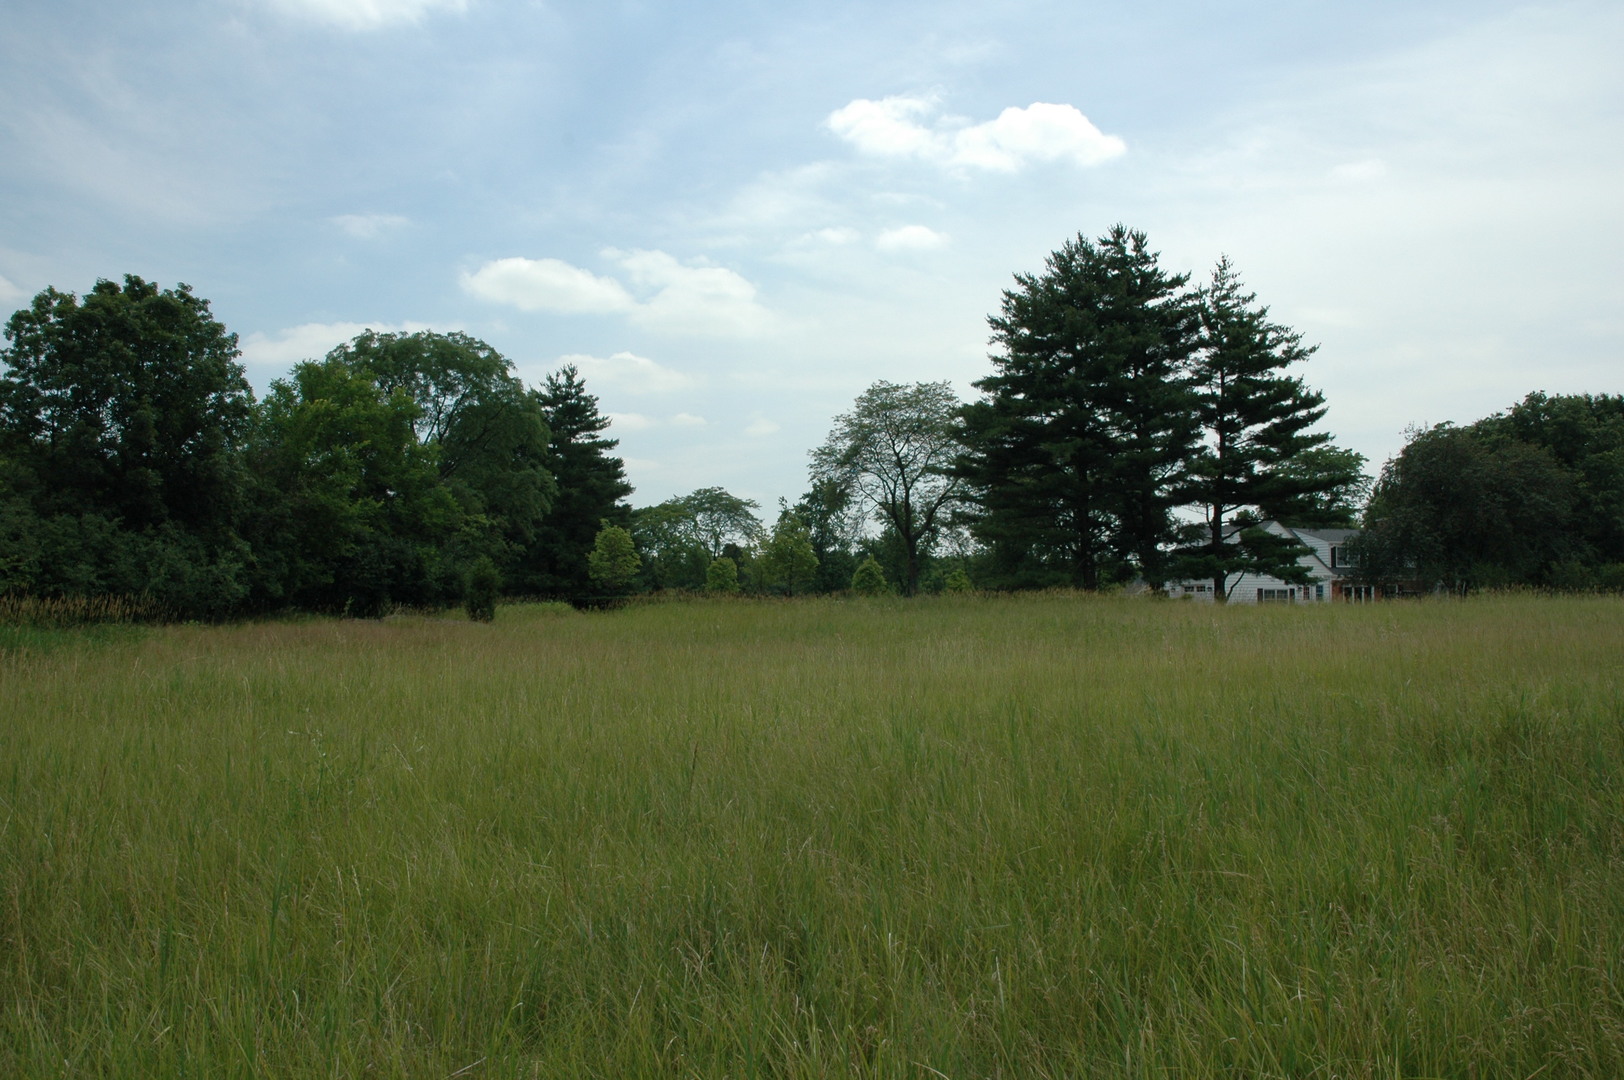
xmin=3 ymin=594 xmax=1623 ymax=1078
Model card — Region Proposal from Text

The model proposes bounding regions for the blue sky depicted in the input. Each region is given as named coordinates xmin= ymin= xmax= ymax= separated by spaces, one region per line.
xmin=3 ymin=0 xmax=1620 ymax=508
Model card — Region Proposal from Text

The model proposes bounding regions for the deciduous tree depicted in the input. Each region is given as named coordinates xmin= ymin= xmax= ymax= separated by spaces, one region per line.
xmin=812 ymin=380 xmax=963 ymax=595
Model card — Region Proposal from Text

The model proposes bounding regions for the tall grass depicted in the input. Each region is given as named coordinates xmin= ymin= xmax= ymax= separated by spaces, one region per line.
xmin=2 ymin=594 xmax=1622 ymax=1077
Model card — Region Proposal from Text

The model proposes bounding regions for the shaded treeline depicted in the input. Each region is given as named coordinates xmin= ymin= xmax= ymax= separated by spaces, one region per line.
xmin=0 ymin=277 xmax=630 ymax=618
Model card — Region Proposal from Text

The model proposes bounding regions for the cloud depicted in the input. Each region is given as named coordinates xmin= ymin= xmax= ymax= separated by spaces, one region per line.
xmin=460 ymin=257 xmax=635 ymax=315
xmin=464 ymin=251 xmax=772 ymax=337
xmin=875 ymin=225 xmax=948 ymax=252
xmin=671 ymin=412 xmax=708 ymax=428
xmin=331 ymin=213 xmax=409 ymax=239
xmin=743 ymin=417 xmax=780 ymax=437
xmin=0 ymin=275 xmax=24 ymax=305
xmin=238 ymin=319 xmax=444 ymax=370
xmin=804 ymin=227 xmax=860 ymax=245
xmin=827 ymin=96 xmax=1125 ymax=171
xmin=609 ymin=249 xmax=774 ymax=336
xmin=261 ymin=0 xmax=468 ymax=30
xmin=607 ymin=412 xmax=654 ymax=432
xmin=558 ymin=351 xmax=696 ymax=394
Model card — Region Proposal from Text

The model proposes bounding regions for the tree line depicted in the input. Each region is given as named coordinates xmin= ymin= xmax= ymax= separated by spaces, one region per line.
xmin=0 ymin=277 xmax=632 ymax=618
xmin=4 ymin=231 xmax=1619 ymax=618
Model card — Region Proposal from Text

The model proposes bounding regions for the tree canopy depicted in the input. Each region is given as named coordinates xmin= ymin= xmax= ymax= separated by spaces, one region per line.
xmin=955 ymin=226 xmax=1201 ymax=589
xmin=812 ymin=380 xmax=964 ymax=596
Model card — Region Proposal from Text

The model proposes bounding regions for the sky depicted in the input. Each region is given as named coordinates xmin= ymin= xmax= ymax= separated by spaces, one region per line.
xmin=2 ymin=0 xmax=1620 ymax=509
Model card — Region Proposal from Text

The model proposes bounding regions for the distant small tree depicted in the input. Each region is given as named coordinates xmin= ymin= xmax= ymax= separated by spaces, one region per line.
xmin=463 ymin=555 xmax=500 ymax=622
xmin=761 ymin=505 xmax=818 ymax=596
xmin=587 ymin=522 xmax=641 ymax=595
xmin=705 ymin=556 xmax=740 ymax=594
xmin=943 ymin=567 xmax=974 ymax=593
xmin=851 ymin=556 xmax=890 ymax=596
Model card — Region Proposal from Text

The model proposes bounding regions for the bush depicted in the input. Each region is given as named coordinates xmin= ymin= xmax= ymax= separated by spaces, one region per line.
xmin=463 ymin=556 xmax=501 ymax=622
xmin=851 ymin=556 xmax=890 ymax=597
xmin=944 ymin=567 xmax=974 ymax=593
xmin=705 ymin=556 xmax=741 ymax=595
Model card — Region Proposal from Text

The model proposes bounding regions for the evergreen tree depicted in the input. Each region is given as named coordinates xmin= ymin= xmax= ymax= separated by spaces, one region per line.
xmin=1173 ymin=257 xmax=1358 ymax=599
xmin=955 ymin=226 xmax=1200 ymax=589
xmin=514 ymin=365 xmax=632 ymax=601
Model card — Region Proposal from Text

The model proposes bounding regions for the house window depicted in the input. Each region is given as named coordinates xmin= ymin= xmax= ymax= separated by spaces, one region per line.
xmin=1193 ymin=584 xmax=1207 ymax=593
xmin=1315 ymin=584 xmax=1324 ymax=600
xmin=1331 ymin=545 xmax=1358 ymax=569
xmin=1257 ymin=589 xmax=1295 ymax=602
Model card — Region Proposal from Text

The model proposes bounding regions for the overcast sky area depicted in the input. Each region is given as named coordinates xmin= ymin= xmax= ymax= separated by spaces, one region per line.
xmin=2 ymin=0 xmax=1620 ymax=508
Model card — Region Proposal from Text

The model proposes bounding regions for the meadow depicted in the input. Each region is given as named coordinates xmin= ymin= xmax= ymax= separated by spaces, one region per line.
xmin=2 ymin=594 xmax=1622 ymax=1078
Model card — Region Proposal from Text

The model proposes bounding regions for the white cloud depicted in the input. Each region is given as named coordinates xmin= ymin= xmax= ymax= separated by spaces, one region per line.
xmin=331 ymin=212 xmax=409 ymax=238
xmin=875 ymin=225 xmax=948 ymax=252
xmin=262 ymin=0 xmax=468 ymax=30
xmin=1328 ymin=159 xmax=1388 ymax=184
xmin=238 ymin=319 xmax=444 ymax=370
xmin=609 ymin=249 xmax=775 ymax=337
xmin=558 ymin=350 xmax=696 ymax=394
xmin=608 ymin=412 xmax=655 ymax=432
xmin=0 ymin=274 xmax=24 ymax=305
xmin=743 ymin=417 xmax=780 ymax=437
xmin=461 ymin=257 xmax=635 ymax=315
xmin=465 ymin=251 xmax=772 ymax=337
xmin=805 ymin=227 xmax=860 ymax=245
xmin=827 ymin=96 xmax=1125 ymax=171
xmin=671 ymin=412 xmax=707 ymax=428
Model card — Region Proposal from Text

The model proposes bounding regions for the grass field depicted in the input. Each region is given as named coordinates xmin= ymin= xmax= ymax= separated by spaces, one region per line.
xmin=3 ymin=594 xmax=1623 ymax=1078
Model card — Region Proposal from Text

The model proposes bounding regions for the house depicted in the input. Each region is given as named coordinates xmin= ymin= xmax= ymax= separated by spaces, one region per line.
xmin=1166 ymin=521 xmax=1380 ymax=603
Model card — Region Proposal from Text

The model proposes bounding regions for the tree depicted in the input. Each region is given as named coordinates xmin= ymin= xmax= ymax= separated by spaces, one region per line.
xmin=1173 ymin=258 xmax=1358 ymax=599
xmin=1477 ymin=392 xmax=1624 ymax=567
xmin=761 ymin=505 xmax=818 ymax=595
xmin=514 ymin=365 xmax=632 ymax=601
xmin=0 ymin=276 xmax=256 ymax=615
xmin=794 ymin=477 xmax=862 ymax=594
xmin=587 ymin=522 xmax=641 ymax=595
xmin=463 ymin=555 xmax=500 ymax=622
xmin=812 ymin=380 xmax=964 ymax=596
xmin=955 ymin=226 xmax=1200 ymax=589
xmin=705 ymin=556 xmax=741 ymax=594
xmin=1353 ymin=423 xmax=1579 ymax=591
xmin=0 ymin=276 xmax=253 ymax=536
xmin=325 ymin=331 xmax=556 ymax=560
xmin=631 ymin=487 xmax=762 ymax=591
xmin=248 ymin=356 xmax=462 ymax=614
xmin=851 ymin=555 xmax=890 ymax=596
xmin=1254 ymin=445 xmax=1371 ymax=528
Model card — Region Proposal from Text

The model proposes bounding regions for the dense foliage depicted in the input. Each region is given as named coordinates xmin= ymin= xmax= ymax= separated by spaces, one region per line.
xmin=1354 ymin=392 xmax=1624 ymax=590
xmin=0 ymin=280 xmax=630 ymax=617
xmin=5 ymin=254 xmax=1614 ymax=615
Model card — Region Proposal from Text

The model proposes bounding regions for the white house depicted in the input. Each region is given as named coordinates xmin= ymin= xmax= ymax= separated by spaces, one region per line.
xmin=1166 ymin=521 xmax=1376 ymax=603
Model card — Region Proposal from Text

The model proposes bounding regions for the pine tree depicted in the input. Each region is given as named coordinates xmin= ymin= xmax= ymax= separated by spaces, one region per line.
xmin=512 ymin=365 xmax=632 ymax=601
xmin=955 ymin=226 xmax=1200 ymax=589
xmin=1174 ymin=258 xmax=1358 ymax=599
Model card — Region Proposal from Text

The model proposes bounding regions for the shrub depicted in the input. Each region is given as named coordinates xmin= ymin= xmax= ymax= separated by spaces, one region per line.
xmin=463 ymin=556 xmax=501 ymax=622
xmin=851 ymin=556 xmax=890 ymax=597
xmin=705 ymin=556 xmax=741 ymax=595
